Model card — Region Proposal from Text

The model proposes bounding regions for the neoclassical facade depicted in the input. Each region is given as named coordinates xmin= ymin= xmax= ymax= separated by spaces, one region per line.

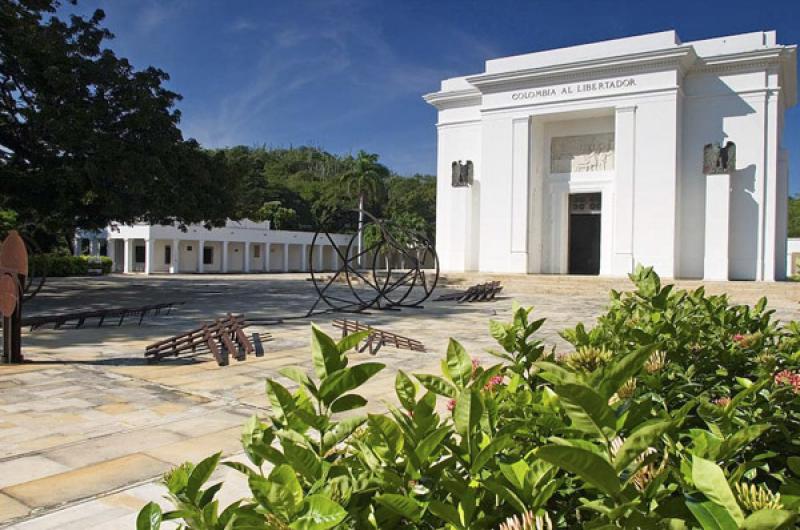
xmin=425 ymin=31 xmax=797 ymax=280
xmin=77 ymin=220 xmax=351 ymax=274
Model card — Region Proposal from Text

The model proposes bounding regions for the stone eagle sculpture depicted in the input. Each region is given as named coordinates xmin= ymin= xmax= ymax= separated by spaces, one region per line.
xmin=703 ymin=141 xmax=736 ymax=175
xmin=451 ymin=160 xmax=473 ymax=187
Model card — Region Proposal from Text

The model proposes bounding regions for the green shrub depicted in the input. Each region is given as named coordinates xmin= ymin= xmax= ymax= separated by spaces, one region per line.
xmin=28 ymin=254 xmax=112 ymax=276
xmin=137 ymin=266 xmax=800 ymax=529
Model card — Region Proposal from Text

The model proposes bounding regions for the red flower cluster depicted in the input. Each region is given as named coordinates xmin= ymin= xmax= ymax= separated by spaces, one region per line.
xmin=484 ymin=375 xmax=504 ymax=392
xmin=774 ymin=370 xmax=800 ymax=393
xmin=446 ymin=398 xmax=456 ymax=411
xmin=733 ymin=334 xmax=746 ymax=345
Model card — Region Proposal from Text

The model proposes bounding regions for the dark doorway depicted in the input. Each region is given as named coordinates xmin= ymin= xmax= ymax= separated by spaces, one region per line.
xmin=568 ymin=193 xmax=601 ymax=275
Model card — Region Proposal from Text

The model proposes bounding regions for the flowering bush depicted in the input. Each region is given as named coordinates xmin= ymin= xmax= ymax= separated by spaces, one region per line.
xmin=138 ymin=266 xmax=800 ymax=529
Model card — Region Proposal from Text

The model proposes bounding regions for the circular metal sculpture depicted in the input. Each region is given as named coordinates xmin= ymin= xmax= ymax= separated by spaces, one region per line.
xmin=306 ymin=210 xmax=439 ymax=316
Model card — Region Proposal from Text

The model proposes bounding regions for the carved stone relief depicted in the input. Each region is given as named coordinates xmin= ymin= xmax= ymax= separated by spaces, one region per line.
xmin=550 ymin=133 xmax=615 ymax=173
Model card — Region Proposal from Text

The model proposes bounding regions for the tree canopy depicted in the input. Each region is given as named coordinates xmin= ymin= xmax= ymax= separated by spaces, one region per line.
xmin=0 ymin=0 xmax=239 ymax=236
xmin=0 ymin=1 xmax=436 ymax=252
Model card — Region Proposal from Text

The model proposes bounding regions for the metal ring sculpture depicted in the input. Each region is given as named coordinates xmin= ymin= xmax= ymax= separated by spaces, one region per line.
xmin=306 ymin=210 xmax=439 ymax=316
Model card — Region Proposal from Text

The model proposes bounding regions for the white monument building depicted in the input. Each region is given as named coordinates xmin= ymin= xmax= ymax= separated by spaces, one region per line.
xmin=424 ymin=31 xmax=796 ymax=280
xmin=76 ymin=220 xmax=351 ymax=275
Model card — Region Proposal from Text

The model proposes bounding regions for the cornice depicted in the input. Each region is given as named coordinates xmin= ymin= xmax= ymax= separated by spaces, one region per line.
xmin=465 ymin=46 xmax=698 ymax=94
xmin=423 ymin=88 xmax=482 ymax=110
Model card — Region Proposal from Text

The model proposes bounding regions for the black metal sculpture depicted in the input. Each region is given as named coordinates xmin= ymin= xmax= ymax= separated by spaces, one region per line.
xmin=306 ymin=210 xmax=439 ymax=316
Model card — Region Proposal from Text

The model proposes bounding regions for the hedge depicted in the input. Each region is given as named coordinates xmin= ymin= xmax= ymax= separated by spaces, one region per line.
xmin=28 ymin=254 xmax=113 ymax=277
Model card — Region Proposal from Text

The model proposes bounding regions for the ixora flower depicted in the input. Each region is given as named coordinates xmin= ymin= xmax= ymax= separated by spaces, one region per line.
xmin=774 ymin=369 xmax=800 ymax=393
xmin=484 ymin=374 xmax=504 ymax=392
xmin=562 ymin=345 xmax=612 ymax=372
xmin=446 ymin=398 xmax=456 ymax=411
xmin=713 ymin=396 xmax=732 ymax=408
xmin=610 ymin=436 xmax=668 ymax=492
xmin=498 ymin=510 xmax=553 ymax=530
xmin=608 ymin=378 xmax=637 ymax=405
xmin=733 ymin=332 xmax=762 ymax=348
xmin=735 ymin=482 xmax=783 ymax=511
xmin=644 ymin=351 xmax=666 ymax=373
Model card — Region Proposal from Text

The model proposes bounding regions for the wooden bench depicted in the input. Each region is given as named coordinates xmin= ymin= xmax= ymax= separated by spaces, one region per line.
xmin=332 ymin=318 xmax=425 ymax=355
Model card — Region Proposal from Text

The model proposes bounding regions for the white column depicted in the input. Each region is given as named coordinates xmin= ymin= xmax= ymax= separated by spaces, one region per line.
xmin=301 ymin=244 xmax=308 ymax=272
xmin=318 ymin=245 xmax=325 ymax=271
xmin=107 ymin=239 xmax=116 ymax=271
xmin=283 ymin=244 xmax=289 ymax=272
xmin=703 ymin=173 xmax=731 ymax=281
xmin=244 ymin=242 xmax=251 ymax=273
xmin=198 ymin=239 xmax=205 ymax=273
xmin=123 ymin=238 xmax=131 ymax=273
xmin=144 ymin=238 xmax=154 ymax=275
xmin=613 ymin=105 xmax=636 ymax=276
xmin=73 ymin=236 xmax=82 ymax=256
xmin=171 ymin=238 xmax=180 ymax=274
xmin=264 ymin=243 xmax=270 ymax=272
xmin=221 ymin=242 xmax=229 ymax=273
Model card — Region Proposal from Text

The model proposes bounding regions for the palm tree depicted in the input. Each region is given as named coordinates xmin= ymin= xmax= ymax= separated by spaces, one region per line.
xmin=339 ymin=151 xmax=388 ymax=267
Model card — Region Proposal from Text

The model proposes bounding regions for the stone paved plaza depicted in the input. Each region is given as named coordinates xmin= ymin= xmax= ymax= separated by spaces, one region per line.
xmin=1 ymin=273 xmax=800 ymax=528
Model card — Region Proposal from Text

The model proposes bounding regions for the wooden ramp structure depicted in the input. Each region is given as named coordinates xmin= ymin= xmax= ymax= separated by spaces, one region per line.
xmin=145 ymin=314 xmax=270 ymax=366
xmin=434 ymin=281 xmax=503 ymax=303
xmin=332 ymin=318 xmax=425 ymax=355
xmin=22 ymin=301 xmax=184 ymax=331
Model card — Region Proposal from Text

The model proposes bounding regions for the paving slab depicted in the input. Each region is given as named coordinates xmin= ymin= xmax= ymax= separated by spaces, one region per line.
xmin=2 ymin=272 xmax=799 ymax=528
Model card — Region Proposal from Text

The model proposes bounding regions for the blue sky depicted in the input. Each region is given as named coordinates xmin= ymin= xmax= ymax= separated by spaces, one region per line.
xmin=65 ymin=0 xmax=799 ymax=190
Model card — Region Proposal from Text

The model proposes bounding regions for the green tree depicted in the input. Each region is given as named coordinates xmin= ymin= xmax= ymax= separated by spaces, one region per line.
xmin=0 ymin=0 xmax=237 ymax=243
xmin=338 ymin=150 xmax=388 ymax=264
xmin=788 ymin=195 xmax=800 ymax=238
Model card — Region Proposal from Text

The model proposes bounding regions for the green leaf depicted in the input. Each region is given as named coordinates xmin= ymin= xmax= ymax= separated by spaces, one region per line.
xmin=337 ymin=330 xmax=370 ymax=354
xmin=395 ymin=370 xmax=417 ymax=411
xmin=289 ymin=494 xmax=347 ymax=530
xmin=330 ymin=393 xmax=368 ymax=412
xmin=186 ymin=452 xmax=220 ymax=503
xmin=136 ymin=502 xmax=162 ymax=530
xmin=282 ymin=442 xmax=322 ymax=482
xmin=250 ymin=471 xmax=299 ymax=520
xmin=787 ymin=457 xmax=800 ymax=476
xmin=614 ymin=420 xmax=671 ymax=472
xmin=280 ymin=367 xmax=312 ymax=387
xmin=718 ymin=424 xmax=770 ymax=460
xmin=322 ymin=415 xmax=366 ymax=453
xmin=375 ymin=493 xmax=424 ymax=523
xmin=414 ymin=373 xmax=457 ymax=398
xmin=266 ymin=379 xmax=296 ymax=421
xmin=453 ymin=389 xmax=483 ymax=437
xmin=692 ymin=456 xmax=744 ymax=525
xmin=686 ymin=498 xmax=739 ymax=530
xmin=415 ymin=425 xmax=451 ymax=464
xmin=535 ymin=445 xmax=620 ymax=497
xmin=533 ymin=361 xmax=581 ymax=386
xmin=311 ymin=324 xmax=345 ymax=379
xmin=741 ymin=509 xmax=797 ymax=529
xmin=428 ymin=500 xmax=463 ymax=528
xmin=319 ymin=363 xmax=384 ymax=405
xmin=471 ymin=434 xmax=514 ymax=474
xmin=446 ymin=338 xmax=473 ymax=387
xmin=554 ymin=383 xmax=616 ymax=439
xmin=590 ymin=345 xmax=655 ymax=400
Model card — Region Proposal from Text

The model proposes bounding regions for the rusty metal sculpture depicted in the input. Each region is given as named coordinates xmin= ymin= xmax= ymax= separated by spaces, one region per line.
xmin=332 ymin=318 xmax=425 ymax=355
xmin=145 ymin=313 xmax=270 ymax=366
xmin=0 ymin=231 xmax=28 ymax=363
xmin=22 ymin=301 xmax=184 ymax=331
xmin=435 ymin=281 xmax=504 ymax=303
xmin=306 ymin=210 xmax=439 ymax=317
